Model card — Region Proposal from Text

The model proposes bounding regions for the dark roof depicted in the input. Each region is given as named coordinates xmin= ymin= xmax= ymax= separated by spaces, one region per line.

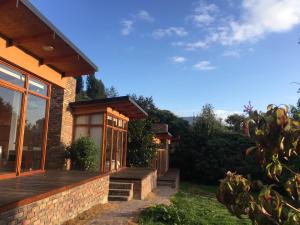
xmin=70 ymin=96 xmax=148 ymax=120
xmin=0 ymin=0 xmax=97 ymax=77
xmin=152 ymin=123 xmax=173 ymax=139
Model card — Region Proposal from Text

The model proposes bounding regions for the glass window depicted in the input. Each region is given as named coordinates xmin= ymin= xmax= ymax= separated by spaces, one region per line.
xmin=118 ymin=119 xmax=123 ymax=128
xmin=113 ymin=118 xmax=118 ymax=127
xmin=91 ymin=113 xmax=103 ymax=125
xmin=112 ymin=130 xmax=118 ymax=170
xmin=0 ymin=86 xmax=22 ymax=174
xmin=76 ymin=115 xmax=89 ymax=125
xmin=107 ymin=116 xmax=113 ymax=126
xmin=22 ymin=95 xmax=46 ymax=171
xmin=74 ymin=127 xmax=88 ymax=140
xmin=29 ymin=77 xmax=48 ymax=96
xmin=123 ymin=121 xmax=127 ymax=129
xmin=117 ymin=132 xmax=122 ymax=169
xmin=0 ymin=64 xmax=25 ymax=87
xmin=105 ymin=128 xmax=112 ymax=172
xmin=122 ymin=132 xmax=127 ymax=167
xmin=90 ymin=127 xmax=103 ymax=170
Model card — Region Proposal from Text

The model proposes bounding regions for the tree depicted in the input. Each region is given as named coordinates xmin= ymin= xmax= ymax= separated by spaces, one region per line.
xmin=86 ymin=74 xmax=106 ymax=99
xmin=105 ymin=86 xmax=119 ymax=98
xmin=75 ymin=76 xmax=84 ymax=94
xmin=193 ymin=104 xmax=225 ymax=137
xmin=217 ymin=105 xmax=300 ymax=225
xmin=226 ymin=113 xmax=246 ymax=133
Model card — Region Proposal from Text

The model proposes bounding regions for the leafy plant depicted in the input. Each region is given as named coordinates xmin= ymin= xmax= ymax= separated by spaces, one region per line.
xmin=66 ymin=137 xmax=98 ymax=171
xmin=217 ymin=105 xmax=300 ymax=225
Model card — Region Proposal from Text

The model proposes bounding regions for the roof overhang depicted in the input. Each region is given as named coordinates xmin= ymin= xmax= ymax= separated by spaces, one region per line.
xmin=0 ymin=0 xmax=97 ymax=77
xmin=154 ymin=132 xmax=173 ymax=140
xmin=70 ymin=96 xmax=148 ymax=120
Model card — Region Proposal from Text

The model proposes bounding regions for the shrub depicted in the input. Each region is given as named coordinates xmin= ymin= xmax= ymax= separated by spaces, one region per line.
xmin=66 ymin=137 xmax=98 ymax=171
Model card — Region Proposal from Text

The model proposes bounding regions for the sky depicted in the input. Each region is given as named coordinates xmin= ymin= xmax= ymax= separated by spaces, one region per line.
xmin=30 ymin=0 xmax=300 ymax=118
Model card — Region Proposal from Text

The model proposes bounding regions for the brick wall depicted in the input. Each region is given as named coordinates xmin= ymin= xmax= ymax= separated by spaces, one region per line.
xmin=46 ymin=77 xmax=76 ymax=169
xmin=0 ymin=175 xmax=109 ymax=225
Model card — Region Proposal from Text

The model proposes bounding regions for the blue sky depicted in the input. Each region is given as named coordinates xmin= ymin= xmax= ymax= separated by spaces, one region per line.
xmin=30 ymin=0 xmax=300 ymax=118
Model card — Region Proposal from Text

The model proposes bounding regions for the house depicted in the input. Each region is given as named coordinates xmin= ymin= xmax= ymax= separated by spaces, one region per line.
xmin=0 ymin=1 xmax=160 ymax=224
xmin=151 ymin=124 xmax=173 ymax=177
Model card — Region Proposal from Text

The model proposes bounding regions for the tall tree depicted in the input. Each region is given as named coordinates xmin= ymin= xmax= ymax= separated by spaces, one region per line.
xmin=86 ymin=74 xmax=106 ymax=99
xmin=225 ymin=113 xmax=246 ymax=133
xmin=105 ymin=86 xmax=119 ymax=98
xmin=75 ymin=76 xmax=84 ymax=94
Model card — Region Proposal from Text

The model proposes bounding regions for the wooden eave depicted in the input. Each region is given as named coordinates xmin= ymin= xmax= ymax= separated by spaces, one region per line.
xmin=0 ymin=0 xmax=97 ymax=77
xmin=155 ymin=132 xmax=173 ymax=140
xmin=70 ymin=96 xmax=148 ymax=120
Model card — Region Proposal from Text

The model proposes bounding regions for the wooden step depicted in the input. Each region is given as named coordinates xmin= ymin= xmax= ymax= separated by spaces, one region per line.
xmin=109 ymin=182 xmax=133 ymax=190
xmin=109 ymin=189 xmax=132 ymax=197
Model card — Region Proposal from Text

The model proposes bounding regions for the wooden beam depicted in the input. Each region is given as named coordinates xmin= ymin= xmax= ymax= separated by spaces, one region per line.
xmin=42 ymin=54 xmax=79 ymax=65
xmin=11 ymin=32 xmax=54 ymax=46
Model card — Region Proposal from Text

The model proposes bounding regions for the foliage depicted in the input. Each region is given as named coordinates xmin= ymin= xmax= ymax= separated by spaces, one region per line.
xmin=105 ymin=86 xmax=119 ymax=98
xmin=75 ymin=76 xmax=84 ymax=94
xmin=127 ymin=118 xmax=158 ymax=167
xmin=65 ymin=137 xmax=98 ymax=171
xmin=217 ymin=105 xmax=300 ymax=225
xmin=226 ymin=113 xmax=246 ymax=133
xmin=86 ymin=74 xmax=106 ymax=99
xmin=139 ymin=182 xmax=250 ymax=225
xmin=193 ymin=104 xmax=225 ymax=137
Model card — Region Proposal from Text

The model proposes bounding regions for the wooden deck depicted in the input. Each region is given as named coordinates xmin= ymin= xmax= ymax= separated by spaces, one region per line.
xmin=110 ymin=167 xmax=156 ymax=180
xmin=0 ymin=170 xmax=101 ymax=212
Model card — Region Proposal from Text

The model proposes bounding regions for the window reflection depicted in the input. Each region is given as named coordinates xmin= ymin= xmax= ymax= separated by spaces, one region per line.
xmin=0 ymin=86 xmax=22 ymax=174
xmin=22 ymin=95 xmax=46 ymax=171
xmin=28 ymin=77 xmax=48 ymax=96
xmin=0 ymin=64 xmax=25 ymax=87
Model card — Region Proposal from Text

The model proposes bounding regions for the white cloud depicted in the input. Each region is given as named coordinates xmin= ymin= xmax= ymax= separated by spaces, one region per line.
xmin=171 ymin=41 xmax=185 ymax=47
xmin=215 ymin=110 xmax=243 ymax=121
xmin=188 ymin=2 xmax=219 ymax=26
xmin=137 ymin=10 xmax=154 ymax=22
xmin=194 ymin=61 xmax=215 ymax=71
xmin=185 ymin=40 xmax=209 ymax=50
xmin=152 ymin=27 xmax=188 ymax=39
xmin=210 ymin=0 xmax=300 ymax=45
xmin=121 ymin=20 xmax=134 ymax=36
xmin=222 ymin=50 xmax=240 ymax=58
xmin=172 ymin=56 xmax=187 ymax=63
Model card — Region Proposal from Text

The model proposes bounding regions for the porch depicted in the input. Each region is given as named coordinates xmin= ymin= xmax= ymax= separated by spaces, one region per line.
xmin=0 ymin=170 xmax=109 ymax=224
xmin=109 ymin=167 xmax=157 ymax=200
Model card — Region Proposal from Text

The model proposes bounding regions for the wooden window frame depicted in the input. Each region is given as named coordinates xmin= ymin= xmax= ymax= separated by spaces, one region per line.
xmin=0 ymin=59 xmax=51 ymax=179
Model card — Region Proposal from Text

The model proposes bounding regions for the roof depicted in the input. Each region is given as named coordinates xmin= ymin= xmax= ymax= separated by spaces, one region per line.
xmin=0 ymin=0 xmax=97 ymax=77
xmin=70 ymin=96 xmax=148 ymax=120
xmin=152 ymin=124 xmax=173 ymax=139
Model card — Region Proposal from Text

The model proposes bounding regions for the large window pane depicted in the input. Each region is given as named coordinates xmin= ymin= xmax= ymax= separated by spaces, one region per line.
xmin=75 ymin=115 xmax=89 ymax=125
xmin=22 ymin=95 xmax=46 ymax=171
xmin=0 ymin=64 xmax=25 ymax=87
xmin=90 ymin=127 xmax=103 ymax=170
xmin=105 ymin=128 xmax=112 ymax=172
xmin=0 ymin=86 xmax=22 ymax=174
xmin=91 ymin=114 xmax=103 ymax=125
xmin=117 ymin=132 xmax=122 ymax=169
xmin=74 ymin=127 xmax=88 ymax=140
xmin=29 ymin=77 xmax=48 ymax=96
xmin=112 ymin=130 xmax=118 ymax=170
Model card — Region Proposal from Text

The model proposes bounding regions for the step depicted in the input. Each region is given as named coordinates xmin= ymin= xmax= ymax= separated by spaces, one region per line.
xmin=109 ymin=189 xmax=132 ymax=197
xmin=109 ymin=182 xmax=133 ymax=190
xmin=157 ymin=180 xmax=175 ymax=187
xmin=108 ymin=195 xmax=131 ymax=201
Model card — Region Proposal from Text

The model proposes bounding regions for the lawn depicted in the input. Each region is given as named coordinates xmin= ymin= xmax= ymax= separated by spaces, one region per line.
xmin=139 ymin=182 xmax=251 ymax=225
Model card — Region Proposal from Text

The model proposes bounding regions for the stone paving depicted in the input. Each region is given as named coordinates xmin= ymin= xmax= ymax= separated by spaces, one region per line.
xmin=85 ymin=186 xmax=177 ymax=225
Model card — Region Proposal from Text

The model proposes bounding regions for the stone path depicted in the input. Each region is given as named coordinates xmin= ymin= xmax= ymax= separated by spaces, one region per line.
xmin=85 ymin=186 xmax=176 ymax=225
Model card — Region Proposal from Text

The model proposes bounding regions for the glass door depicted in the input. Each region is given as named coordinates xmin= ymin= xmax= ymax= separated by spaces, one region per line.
xmin=0 ymin=86 xmax=22 ymax=175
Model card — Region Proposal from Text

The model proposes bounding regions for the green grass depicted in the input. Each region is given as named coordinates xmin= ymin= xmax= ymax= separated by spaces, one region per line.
xmin=139 ymin=182 xmax=251 ymax=225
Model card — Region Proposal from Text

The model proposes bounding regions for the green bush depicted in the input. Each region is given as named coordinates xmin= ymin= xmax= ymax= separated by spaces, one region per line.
xmin=66 ymin=137 xmax=98 ymax=171
xmin=139 ymin=203 xmax=186 ymax=225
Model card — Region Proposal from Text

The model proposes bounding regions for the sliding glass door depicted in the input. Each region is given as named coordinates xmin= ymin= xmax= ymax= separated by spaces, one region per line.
xmin=0 ymin=62 xmax=50 ymax=177
xmin=0 ymin=86 xmax=22 ymax=175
